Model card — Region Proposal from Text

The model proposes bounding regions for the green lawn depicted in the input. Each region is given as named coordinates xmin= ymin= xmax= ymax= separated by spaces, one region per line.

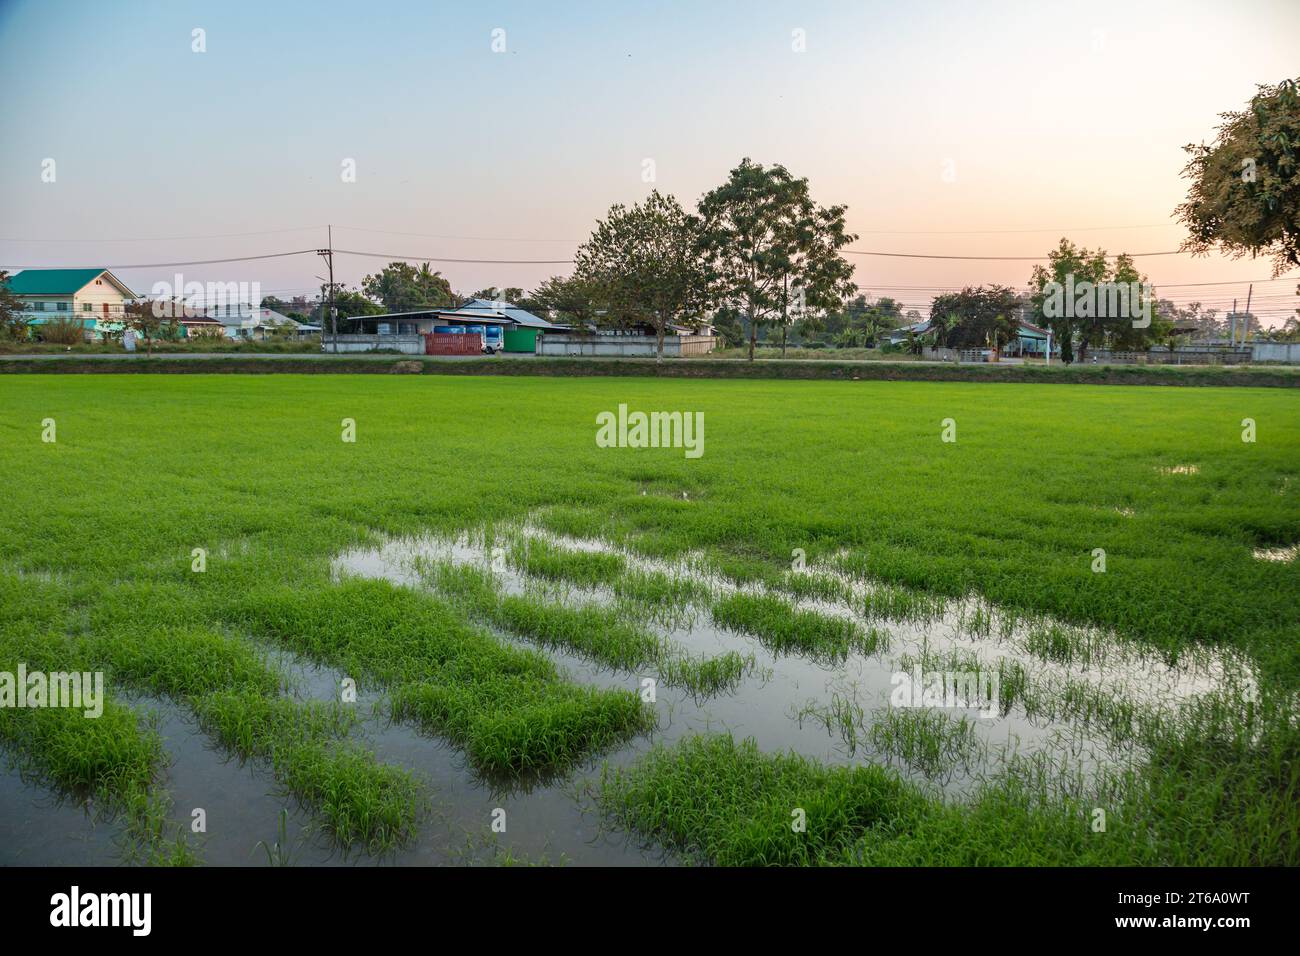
xmin=0 ymin=374 xmax=1295 ymax=865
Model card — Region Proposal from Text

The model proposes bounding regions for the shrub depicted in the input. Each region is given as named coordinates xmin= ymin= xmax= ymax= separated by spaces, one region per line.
xmin=37 ymin=316 xmax=88 ymax=345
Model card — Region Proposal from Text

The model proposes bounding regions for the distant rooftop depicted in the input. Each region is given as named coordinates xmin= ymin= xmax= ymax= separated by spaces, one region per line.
xmin=3 ymin=268 xmax=137 ymax=298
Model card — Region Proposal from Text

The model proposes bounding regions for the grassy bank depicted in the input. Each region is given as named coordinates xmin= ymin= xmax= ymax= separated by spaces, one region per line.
xmin=2 ymin=355 xmax=1298 ymax=386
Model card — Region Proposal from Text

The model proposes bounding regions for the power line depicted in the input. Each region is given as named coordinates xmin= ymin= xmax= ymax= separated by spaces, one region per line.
xmin=851 ymin=224 xmax=1179 ymax=235
xmin=3 ymin=250 xmax=319 ymax=270
xmin=333 ymin=248 xmax=575 ymax=265
xmin=334 ymin=225 xmax=582 ymax=243
xmin=844 ymin=249 xmax=1184 ymax=261
xmin=0 ymin=227 xmax=327 ymax=243
xmin=864 ymin=277 xmax=1294 ymax=289
xmin=334 ymin=245 xmax=1190 ymax=265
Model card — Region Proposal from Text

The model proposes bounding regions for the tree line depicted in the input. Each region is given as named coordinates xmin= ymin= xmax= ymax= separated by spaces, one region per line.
xmin=5 ymin=76 xmax=1295 ymax=355
xmin=296 ymin=68 xmax=1297 ymax=363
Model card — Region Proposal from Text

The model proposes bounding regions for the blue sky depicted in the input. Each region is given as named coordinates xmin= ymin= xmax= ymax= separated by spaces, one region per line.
xmin=1 ymin=0 xmax=1298 ymax=323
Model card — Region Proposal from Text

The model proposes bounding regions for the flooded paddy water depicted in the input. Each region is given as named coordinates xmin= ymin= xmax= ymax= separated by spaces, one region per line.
xmin=0 ymin=511 xmax=1261 ymax=866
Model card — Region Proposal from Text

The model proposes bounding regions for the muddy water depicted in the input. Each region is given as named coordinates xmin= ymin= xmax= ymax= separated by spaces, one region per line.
xmin=0 ymin=517 xmax=1256 ymax=866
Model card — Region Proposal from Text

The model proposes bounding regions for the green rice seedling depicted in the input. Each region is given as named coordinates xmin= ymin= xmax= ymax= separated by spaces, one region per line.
xmin=392 ymin=679 xmax=654 ymax=779
xmin=861 ymin=583 xmax=948 ymax=623
xmin=708 ymin=553 xmax=784 ymax=590
xmin=276 ymin=742 xmax=424 ymax=853
xmin=599 ymin=734 xmax=919 ymax=866
xmin=193 ymin=689 xmax=420 ymax=853
xmin=792 ymin=690 xmax=868 ymax=756
xmin=533 ymin=506 xmax=616 ymax=543
xmin=601 ymin=731 xmax=1161 ymax=867
xmin=0 ymin=697 xmax=161 ymax=803
xmin=192 ymin=688 xmax=357 ymax=755
xmin=612 ymin=569 xmax=712 ymax=614
xmin=782 ymin=571 xmax=852 ymax=605
xmin=658 ymin=651 xmax=759 ymax=699
xmin=0 ymin=690 xmax=200 ymax=865
xmin=0 ymin=619 xmax=203 ymax=864
xmin=868 ymin=709 xmax=984 ymax=779
xmin=79 ymin=626 xmax=285 ymax=701
xmin=424 ymin=553 xmax=730 ymax=687
xmin=493 ymin=596 xmax=666 ymax=671
xmin=254 ymin=808 xmax=295 ymax=866
xmin=192 ymin=688 xmax=420 ymax=851
xmin=452 ymin=830 xmax=573 ymax=867
xmin=233 ymin=577 xmax=652 ymax=774
xmin=711 ymin=592 xmax=882 ymax=662
xmin=507 ymin=537 xmax=626 ymax=588
xmin=1023 ymin=623 xmax=1103 ymax=669
xmin=416 ymin=557 xmax=500 ymax=615
xmin=994 ymin=659 xmax=1029 ymax=716
xmin=958 ymin=600 xmax=996 ymax=638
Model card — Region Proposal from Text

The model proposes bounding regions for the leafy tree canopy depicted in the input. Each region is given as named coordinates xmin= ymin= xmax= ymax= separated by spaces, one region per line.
xmin=1176 ymin=76 xmax=1300 ymax=277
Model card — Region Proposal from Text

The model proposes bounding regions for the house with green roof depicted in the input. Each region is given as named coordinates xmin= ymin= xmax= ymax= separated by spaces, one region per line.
xmin=2 ymin=268 xmax=138 ymax=338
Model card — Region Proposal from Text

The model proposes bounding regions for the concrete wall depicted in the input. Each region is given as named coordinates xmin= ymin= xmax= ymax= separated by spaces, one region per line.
xmin=1252 ymin=343 xmax=1300 ymax=364
xmin=325 ymin=334 xmax=425 ymax=355
xmin=538 ymin=334 xmax=714 ymax=357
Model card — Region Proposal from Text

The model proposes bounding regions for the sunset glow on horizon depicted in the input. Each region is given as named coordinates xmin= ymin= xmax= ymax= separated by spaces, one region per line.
xmin=2 ymin=0 xmax=1297 ymax=324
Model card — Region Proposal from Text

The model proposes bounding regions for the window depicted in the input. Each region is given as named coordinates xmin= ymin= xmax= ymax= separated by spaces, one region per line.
xmin=57 ymin=302 xmax=68 ymax=312
xmin=82 ymin=303 xmax=92 ymax=312
xmin=34 ymin=302 xmax=47 ymax=312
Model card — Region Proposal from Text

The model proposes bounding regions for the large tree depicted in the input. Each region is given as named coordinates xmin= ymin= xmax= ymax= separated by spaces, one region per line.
xmin=1028 ymin=240 xmax=1161 ymax=362
xmin=362 ymin=261 xmax=454 ymax=312
xmin=696 ymin=158 xmax=858 ymax=360
xmin=469 ymin=287 xmax=526 ymax=306
xmin=928 ymin=286 xmax=1022 ymax=355
xmin=328 ymin=287 xmax=386 ymax=329
xmin=573 ymin=189 xmax=711 ymax=360
xmin=1176 ymin=76 xmax=1300 ymax=277
xmin=524 ymin=274 xmax=602 ymax=328
xmin=1028 ymin=239 xmax=1109 ymax=364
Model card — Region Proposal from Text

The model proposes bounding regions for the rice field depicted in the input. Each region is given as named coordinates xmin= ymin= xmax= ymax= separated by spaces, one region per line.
xmin=0 ymin=373 xmax=1295 ymax=866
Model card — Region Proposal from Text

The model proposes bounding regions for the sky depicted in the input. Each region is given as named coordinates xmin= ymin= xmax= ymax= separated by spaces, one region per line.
xmin=1 ymin=0 xmax=1297 ymax=325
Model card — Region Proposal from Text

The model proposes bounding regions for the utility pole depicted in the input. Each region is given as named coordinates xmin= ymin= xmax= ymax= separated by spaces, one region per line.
xmin=1230 ymin=298 xmax=1238 ymax=349
xmin=1243 ymin=283 xmax=1253 ymax=346
xmin=316 ymin=225 xmax=336 ymax=353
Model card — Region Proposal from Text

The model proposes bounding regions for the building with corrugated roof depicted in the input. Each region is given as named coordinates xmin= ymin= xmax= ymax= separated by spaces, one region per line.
xmin=2 ymin=268 xmax=138 ymax=338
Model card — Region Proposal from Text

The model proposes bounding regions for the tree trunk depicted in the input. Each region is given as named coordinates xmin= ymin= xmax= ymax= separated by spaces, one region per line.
xmin=748 ymin=315 xmax=757 ymax=362
xmin=656 ymin=324 xmax=664 ymax=363
xmin=781 ymin=324 xmax=788 ymax=358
